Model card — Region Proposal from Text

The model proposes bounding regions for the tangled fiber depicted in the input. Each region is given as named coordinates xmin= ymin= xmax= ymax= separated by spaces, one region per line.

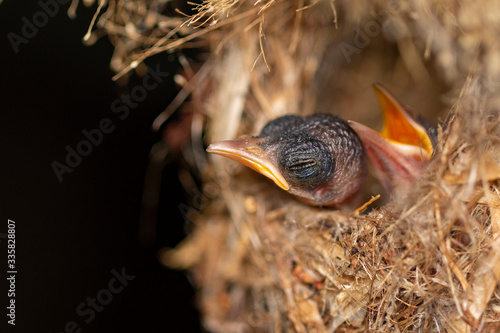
xmin=83 ymin=0 xmax=500 ymax=331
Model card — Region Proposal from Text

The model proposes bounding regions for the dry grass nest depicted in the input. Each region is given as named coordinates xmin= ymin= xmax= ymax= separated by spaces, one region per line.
xmin=84 ymin=0 xmax=500 ymax=331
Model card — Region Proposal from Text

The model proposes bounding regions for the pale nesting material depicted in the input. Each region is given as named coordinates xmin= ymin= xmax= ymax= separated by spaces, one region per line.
xmin=88 ymin=0 xmax=500 ymax=331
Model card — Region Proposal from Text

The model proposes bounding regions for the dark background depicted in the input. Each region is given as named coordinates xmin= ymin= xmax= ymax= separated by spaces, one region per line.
xmin=0 ymin=1 xmax=201 ymax=332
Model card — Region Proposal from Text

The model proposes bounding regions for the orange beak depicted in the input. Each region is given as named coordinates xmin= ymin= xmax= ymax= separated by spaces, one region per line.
xmin=349 ymin=83 xmax=434 ymax=192
xmin=207 ymin=138 xmax=290 ymax=191
xmin=374 ymin=83 xmax=433 ymax=159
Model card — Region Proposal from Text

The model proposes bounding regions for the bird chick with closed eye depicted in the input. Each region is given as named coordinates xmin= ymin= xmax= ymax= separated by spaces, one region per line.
xmin=207 ymin=83 xmax=435 ymax=209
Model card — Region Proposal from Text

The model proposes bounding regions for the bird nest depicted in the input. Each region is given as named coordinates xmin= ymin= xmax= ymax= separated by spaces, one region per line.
xmin=85 ymin=0 xmax=500 ymax=331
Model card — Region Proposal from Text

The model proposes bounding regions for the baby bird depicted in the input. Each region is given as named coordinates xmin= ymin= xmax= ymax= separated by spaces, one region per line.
xmin=207 ymin=84 xmax=434 ymax=208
